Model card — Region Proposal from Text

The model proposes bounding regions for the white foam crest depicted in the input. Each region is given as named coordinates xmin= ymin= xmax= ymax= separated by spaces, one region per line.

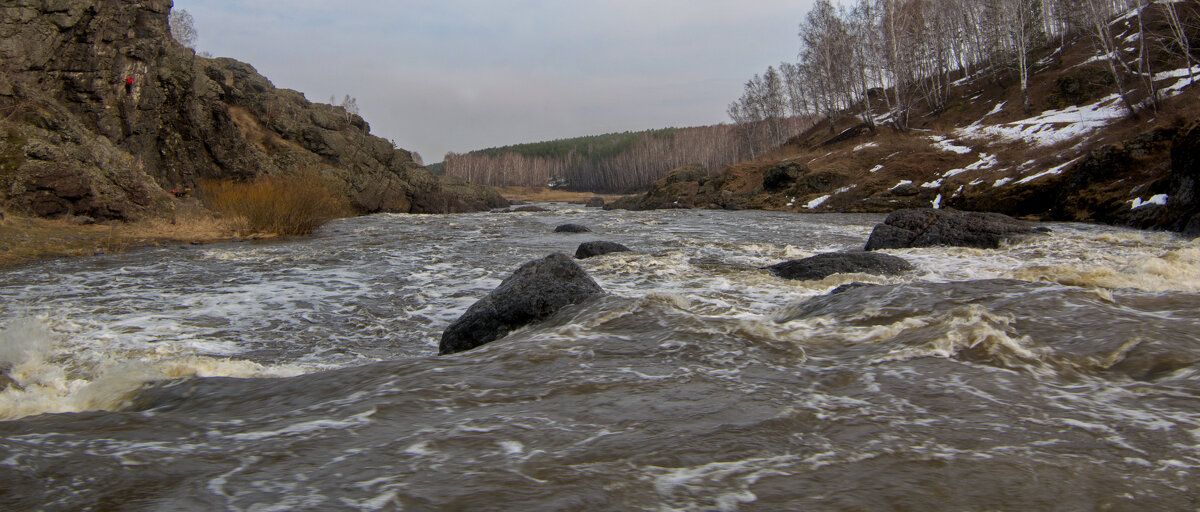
xmin=871 ymin=305 xmax=1042 ymax=367
xmin=646 ymin=455 xmax=797 ymax=511
xmin=222 ymin=409 xmax=376 ymax=441
xmin=1009 ymin=245 xmax=1200 ymax=293
xmin=0 ymin=317 xmax=316 ymax=421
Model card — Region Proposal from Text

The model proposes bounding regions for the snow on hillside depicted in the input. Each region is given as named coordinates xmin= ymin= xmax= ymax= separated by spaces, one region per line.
xmin=955 ymin=94 xmax=1127 ymax=148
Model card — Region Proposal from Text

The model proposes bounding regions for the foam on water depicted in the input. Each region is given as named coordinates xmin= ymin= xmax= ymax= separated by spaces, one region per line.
xmin=4 ymin=206 xmax=1200 ymax=510
xmin=0 ymin=317 xmax=314 ymax=420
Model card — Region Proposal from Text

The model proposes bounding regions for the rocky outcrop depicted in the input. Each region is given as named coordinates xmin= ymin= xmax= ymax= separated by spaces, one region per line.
xmin=585 ymin=196 xmax=604 ymax=208
xmin=947 ymin=126 xmax=1181 ymax=232
xmin=766 ymin=252 xmax=913 ymax=281
xmin=865 ymin=208 xmax=1040 ymax=250
xmin=0 ymin=0 xmax=504 ymax=220
xmin=439 ymin=253 xmax=604 ymax=355
xmin=763 ymin=162 xmax=805 ymax=192
xmin=605 ymin=165 xmax=716 ymax=210
xmin=1168 ymin=121 xmax=1200 ymax=237
xmin=575 ymin=241 xmax=630 ymax=259
xmin=554 ymin=223 xmax=591 ymax=233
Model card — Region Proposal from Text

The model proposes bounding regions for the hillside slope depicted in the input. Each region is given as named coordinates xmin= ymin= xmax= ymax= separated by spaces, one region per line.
xmin=611 ymin=14 xmax=1200 ymax=237
xmin=0 ymin=0 xmax=505 ymax=221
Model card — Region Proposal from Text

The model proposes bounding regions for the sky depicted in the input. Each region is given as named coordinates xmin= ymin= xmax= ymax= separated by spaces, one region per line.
xmin=174 ymin=0 xmax=817 ymax=163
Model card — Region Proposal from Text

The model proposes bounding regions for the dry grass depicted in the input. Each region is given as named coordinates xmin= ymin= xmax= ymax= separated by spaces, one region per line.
xmin=0 ymin=204 xmax=238 ymax=268
xmin=197 ymin=170 xmax=352 ymax=236
xmin=496 ymin=186 xmax=623 ymax=203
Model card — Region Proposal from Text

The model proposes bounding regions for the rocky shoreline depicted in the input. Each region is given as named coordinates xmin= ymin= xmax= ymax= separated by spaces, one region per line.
xmin=605 ymin=119 xmax=1200 ymax=240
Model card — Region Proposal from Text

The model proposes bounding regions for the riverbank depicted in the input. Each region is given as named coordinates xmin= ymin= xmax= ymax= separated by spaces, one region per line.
xmin=0 ymin=204 xmax=245 ymax=268
xmin=496 ymin=186 xmax=627 ymax=204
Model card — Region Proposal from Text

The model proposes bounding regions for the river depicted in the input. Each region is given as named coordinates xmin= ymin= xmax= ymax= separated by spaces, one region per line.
xmin=1 ymin=205 xmax=1199 ymax=510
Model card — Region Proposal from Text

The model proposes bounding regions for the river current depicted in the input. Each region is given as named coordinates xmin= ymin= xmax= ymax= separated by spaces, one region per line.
xmin=1 ymin=205 xmax=1199 ymax=510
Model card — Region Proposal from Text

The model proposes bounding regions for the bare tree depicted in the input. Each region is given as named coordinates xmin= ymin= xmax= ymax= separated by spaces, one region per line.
xmin=339 ymin=95 xmax=359 ymax=119
xmin=1157 ymin=0 xmax=1197 ymax=84
xmin=1058 ymin=0 xmax=1139 ymax=116
xmin=169 ymin=8 xmax=198 ymax=49
xmin=994 ymin=0 xmax=1045 ymax=113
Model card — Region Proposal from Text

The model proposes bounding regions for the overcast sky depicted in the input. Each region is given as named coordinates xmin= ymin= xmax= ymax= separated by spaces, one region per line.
xmin=174 ymin=0 xmax=816 ymax=162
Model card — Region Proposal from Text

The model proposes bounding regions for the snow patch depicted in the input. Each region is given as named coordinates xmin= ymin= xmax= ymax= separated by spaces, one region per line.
xmin=943 ymin=153 xmax=998 ymax=178
xmin=1156 ymin=72 xmax=1195 ymax=100
xmin=1015 ymin=157 xmax=1084 ymax=185
xmin=868 ymin=164 xmax=884 ymax=174
xmin=955 ymin=94 xmax=1127 ymax=148
xmin=804 ymin=195 xmax=831 ymax=209
xmin=1130 ymin=194 xmax=1168 ymax=209
xmin=993 ymin=178 xmax=1013 ymax=187
xmin=932 ymin=194 xmax=943 ymax=209
xmin=890 ymin=180 xmax=913 ymax=190
xmin=1155 ymin=67 xmax=1196 ymax=81
xmin=922 ymin=179 xmax=943 ymax=189
xmin=928 ymin=136 xmax=973 ymax=154
xmin=854 ymin=142 xmax=879 ymax=151
xmin=834 ymin=185 xmax=857 ymax=194
xmin=969 ymin=101 xmax=1007 ymax=127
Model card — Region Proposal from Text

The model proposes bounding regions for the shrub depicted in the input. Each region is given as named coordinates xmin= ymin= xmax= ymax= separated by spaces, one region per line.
xmin=197 ymin=170 xmax=352 ymax=236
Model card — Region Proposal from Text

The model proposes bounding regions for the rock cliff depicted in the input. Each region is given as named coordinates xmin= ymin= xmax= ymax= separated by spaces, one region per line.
xmin=0 ymin=0 xmax=505 ymax=220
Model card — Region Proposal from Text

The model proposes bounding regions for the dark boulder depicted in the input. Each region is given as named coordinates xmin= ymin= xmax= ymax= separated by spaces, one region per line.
xmin=439 ymin=253 xmax=604 ymax=355
xmin=865 ymin=208 xmax=1039 ymax=250
xmin=766 ymin=252 xmax=914 ymax=281
xmin=575 ymin=241 xmax=630 ymax=259
xmin=586 ymin=196 xmax=605 ymax=208
xmin=891 ymin=183 xmax=920 ymax=197
xmin=1169 ymin=120 xmax=1200 ymax=236
xmin=829 ymin=282 xmax=878 ymax=295
xmin=554 ymin=223 xmax=592 ymax=233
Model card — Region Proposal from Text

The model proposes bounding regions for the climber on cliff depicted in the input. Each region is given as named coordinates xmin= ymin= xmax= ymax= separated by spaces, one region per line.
xmin=124 ymin=77 xmax=133 ymax=94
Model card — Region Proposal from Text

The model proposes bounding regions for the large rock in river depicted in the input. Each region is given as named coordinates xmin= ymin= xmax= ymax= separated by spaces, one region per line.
xmin=575 ymin=241 xmax=630 ymax=259
xmin=767 ymin=251 xmax=913 ymax=281
xmin=554 ymin=223 xmax=592 ymax=233
xmin=865 ymin=208 xmax=1039 ymax=250
xmin=439 ymin=253 xmax=604 ymax=355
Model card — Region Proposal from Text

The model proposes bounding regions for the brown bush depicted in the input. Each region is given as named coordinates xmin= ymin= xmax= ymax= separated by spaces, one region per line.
xmin=197 ymin=170 xmax=352 ymax=236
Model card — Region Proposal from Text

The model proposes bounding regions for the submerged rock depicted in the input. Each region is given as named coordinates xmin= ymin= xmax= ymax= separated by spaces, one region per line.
xmin=575 ymin=241 xmax=630 ymax=259
xmin=554 ymin=223 xmax=592 ymax=233
xmin=864 ymin=208 xmax=1039 ymax=250
xmin=766 ymin=252 xmax=913 ymax=281
xmin=439 ymin=253 xmax=604 ymax=355
xmin=828 ymin=282 xmax=878 ymax=295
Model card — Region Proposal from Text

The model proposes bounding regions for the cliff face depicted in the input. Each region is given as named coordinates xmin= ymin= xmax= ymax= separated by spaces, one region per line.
xmin=0 ymin=0 xmax=505 ymax=220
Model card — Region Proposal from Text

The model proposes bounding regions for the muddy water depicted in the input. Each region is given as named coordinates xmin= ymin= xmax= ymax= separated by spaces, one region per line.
xmin=1 ymin=206 xmax=1199 ymax=510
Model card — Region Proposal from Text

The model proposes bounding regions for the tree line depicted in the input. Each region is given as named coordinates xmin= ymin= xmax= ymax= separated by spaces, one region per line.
xmin=730 ymin=0 xmax=1198 ymax=142
xmin=442 ymin=124 xmax=796 ymax=193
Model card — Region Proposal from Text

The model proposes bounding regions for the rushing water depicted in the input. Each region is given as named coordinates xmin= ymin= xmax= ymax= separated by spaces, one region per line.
xmin=1 ymin=205 xmax=1199 ymax=511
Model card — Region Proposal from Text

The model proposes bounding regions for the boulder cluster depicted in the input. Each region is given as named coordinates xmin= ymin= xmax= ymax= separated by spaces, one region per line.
xmin=440 ymin=207 xmax=1043 ymax=355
